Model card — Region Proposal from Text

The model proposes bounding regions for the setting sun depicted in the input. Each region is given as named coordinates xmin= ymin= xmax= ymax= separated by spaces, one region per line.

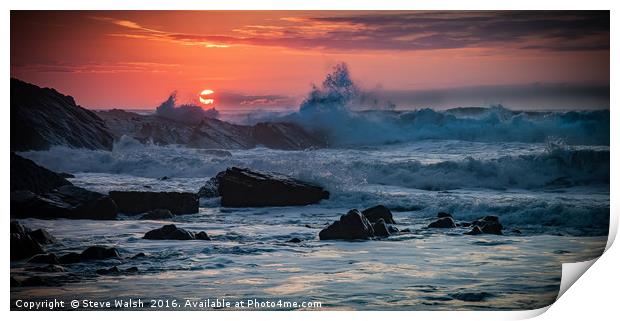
xmin=199 ymin=89 xmax=215 ymax=105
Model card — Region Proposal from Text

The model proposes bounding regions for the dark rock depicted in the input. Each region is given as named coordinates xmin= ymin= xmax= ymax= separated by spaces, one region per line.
xmin=471 ymin=216 xmax=503 ymax=235
xmin=512 ymin=229 xmax=522 ymax=234
xmin=437 ymin=212 xmax=453 ymax=218
xmin=30 ymin=264 xmax=66 ymax=273
xmin=140 ymin=209 xmax=174 ymax=220
xmin=195 ymin=231 xmax=211 ymax=240
xmin=197 ymin=174 xmax=223 ymax=198
xmin=143 ymin=224 xmax=195 ymax=240
xmin=372 ymin=218 xmax=391 ymax=237
xmin=125 ymin=267 xmax=139 ymax=273
xmin=362 ymin=205 xmax=396 ymax=224
xmin=80 ymin=246 xmax=120 ymax=261
xmin=11 ymin=224 xmax=45 ymax=260
xmin=217 ymin=167 xmax=329 ymax=207
xmin=20 ymin=276 xmax=56 ymax=287
xmin=458 ymin=222 xmax=472 ymax=228
xmin=319 ymin=209 xmax=375 ymax=240
xmin=428 ymin=217 xmax=456 ymax=228
xmin=10 ymin=153 xmax=71 ymax=194
xmin=159 ymin=176 xmax=170 ymax=181
xmin=58 ymin=252 xmax=82 ymax=264
xmin=388 ymin=225 xmax=399 ymax=234
xmin=58 ymin=172 xmax=75 ymax=178
xmin=11 ymin=185 xmax=118 ymax=220
xmin=464 ymin=226 xmax=483 ymax=235
xmin=11 ymin=78 xmax=114 ymax=151
xmin=28 ymin=229 xmax=56 ymax=245
xmin=451 ymin=292 xmax=494 ymax=302
xmin=400 ymin=228 xmax=412 ymax=233
xmin=286 ymin=237 xmax=302 ymax=243
xmin=96 ymin=266 xmax=120 ymax=275
xmin=28 ymin=253 xmax=60 ymax=265
xmin=11 ymin=276 xmax=21 ymax=287
xmin=109 ymin=191 xmax=198 ymax=214
xmin=131 ymin=252 xmax=146 ymax=259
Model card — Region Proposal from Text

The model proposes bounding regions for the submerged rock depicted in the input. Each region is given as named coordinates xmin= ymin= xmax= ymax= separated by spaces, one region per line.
xmin=80 ymin=246 xmax=120 ymax=261
xmin=286 ymin=237 xmax=302 ymax=243
xmin=362 ymin=205 xmax=396 ymax=224
xmin=216 ymin=167 xmax=329 ymax=207
xmin=319 ymin=209 xmax=375 ymax=240
xmin=143 ymin=224 xmax=210 ymax=241
xmin=109 ymin=191 xmax=198 ymax=215
xmin=140 ymin=209 xmax=175 ymax=220
xmin=464 ymin=226 xmax=483 ymax=235
xmin=428 ymin=217 xmax=456 ymax=228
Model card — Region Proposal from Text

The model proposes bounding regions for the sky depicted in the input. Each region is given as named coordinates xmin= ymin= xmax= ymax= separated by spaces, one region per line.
xmin=10 ymin=11 xmax=610 ymax=110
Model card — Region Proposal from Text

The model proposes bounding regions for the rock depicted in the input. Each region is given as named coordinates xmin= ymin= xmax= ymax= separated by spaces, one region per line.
xmin=11 ymin=78 xmax=114 ymax=151
xmin=140 ymin=209 xmax=174 ymax=220
xmin=28 ymin=228 xmax=56 ymax=245
xmin=372 ymin=218 xmax=391 ymax=237
xmin=464 ymin=226 xmax=483 ymax=235
xmin=400 ymin=228 xmax=412 ymax=233
xmin=217 ymin=167 xmax=329 ymax=207
xmin=471 ymin=216 xmax=503 ymax=235
xmin=30 ymin=264 xmax=66 ymax=273
xmin=11 ymin=185 xmax=118 ymax=220
xmin=10 ymin=222 xmax=45 ymax=260
xmin=159 ymin=176 xmax=170 ymax=181
xmin=125 ymin=267 xmax=139 ymax=273
xmin=512 ymin=229 xmax=522 ymax=234
xmin=437 ymin=212 xmax=453 ymax=218
xmin=143 ymin=224 xmax=209 ymax=241
xmin=58 ymin=172 xmax=75 ymax=178
xmin=388 ymin=225 xmax=399 ymax=234
xmin=361 ymin=205 xmax=396 ymax=224
xmin=109 ymin=191 xmax=198 ymax=215
xmin=80 ymin=246 xmax=120 ymax=261
xmin=10 ymin=153 xmax=72 ymax=194
xmin=428 ymin=217 xmax=456 ymax=228
xmin=11 ymin=276 xmax=21 ymax=287
xmin=58 ymin=252 xmax=82 ymax=264
xmin=131 ymin=252 xmax=146 ymax=259
xmin=28 ymin=253 xmax=60 ymax=265
xmin=195 ymin=231 xmax=211 ymax=240
xmin=286 ymin=237 xmax=302 ymax=243
xmin=197 ymin=174 xmax=223 ymax=198
xmin=458 ymin=222 xmax=472 ymax=227
xmin=20 ymin=276 xmax=56 ymax=287
xmin=319 ymin=209 xmax=375 ymax=240
xmin=96 ymin=266 xmax=120 ymax=275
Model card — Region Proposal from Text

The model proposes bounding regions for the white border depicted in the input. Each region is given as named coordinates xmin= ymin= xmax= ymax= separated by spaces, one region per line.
xmin=2 ymin=1 xmax=617 ymax=320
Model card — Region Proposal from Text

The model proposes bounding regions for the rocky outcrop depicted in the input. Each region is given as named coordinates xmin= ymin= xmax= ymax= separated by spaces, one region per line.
xmin=319 ymin=209 xmax=375 ymax=240
xmin=216 ymin=167 xmax=329 ymax=207
xmin=428 ymin=217 xmax=457 ymax=228
xmin=11 ymin=154 xmax=118 ymax=220
xmin=10 ymin=221 xmax=45 ymax=260
xmin=361 ymin=205 xmax=396 ymax=224
xmin=109 ymin=191 xmax=198 ymax=214
xmin=58 ymin=246 xmax=120 ymax=264
xmin=11 ymin=186 xmax=117 ymax=220
xmin=11 ymin=78 xmax=114 ymax=151
xmin=10 ymin=153 xmax=71 ymax=194
xmin=97 ymin=109 xmax=326 ymax=150
xmin=143 ymin=224 xmax=210 ymax=240
xmin=470 ymin=216 xmax=503 ymax=235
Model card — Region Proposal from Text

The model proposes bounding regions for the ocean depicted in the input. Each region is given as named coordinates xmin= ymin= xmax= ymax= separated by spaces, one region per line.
xmin=11 ymin=107 xmax=610 ymax=310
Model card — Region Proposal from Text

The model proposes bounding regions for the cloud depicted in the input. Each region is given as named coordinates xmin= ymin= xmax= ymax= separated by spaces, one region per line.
xmin=11 ymin=61 xmax=180 ymax=74
xmin=93 ymin=11 xmax=609 ymax=52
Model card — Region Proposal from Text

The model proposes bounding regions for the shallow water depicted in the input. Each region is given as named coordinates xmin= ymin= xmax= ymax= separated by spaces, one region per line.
xmin=12 ymin=138 xmax=610 ymax=310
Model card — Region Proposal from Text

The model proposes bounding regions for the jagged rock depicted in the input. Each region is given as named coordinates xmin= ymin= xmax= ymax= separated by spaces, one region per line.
xmin=140 ymin=209 xmax=175 ymax=220
xmin=197 ymin=174 xmax=223 ymax=198
xmin=109 ymin=191 xmax=198 ymax=215
xmin=143 ymin=224 xmax=209 ymax=241
xmin=437 ymin=212 xmax=453 ymax=218
xmin=28 ymin=253 xmax=60 ymax=265
xmin=464 ymin=226 xmax=483 ymax=235
xmin=28 ymin=229 xmax=56 ymax=245
xmin=217 ymin=167 xmax=329 ymax=207
xmin=11 ymin=78 xmax=114 ymax=151
xmin=471 ymin=216 xmax=503 ymax=235
xmin=428 ymin=217 xmax=456 ymax=228
xmin=319 ymin=209 xmax=375 ymax=240
xmin=11 ymin=232 xmax=45 ymax=260
xmin=11 ymin=276 xmax=21 ymax=287
xmin=10 ymin=153 xmax=71 ymax=194
xmin=373 ymin=218 xmax=391 ymax=237
xmin=11 ymin=185 xmax=117 ymax=220
xmin=362 ymin=205 xmax=396 ymax=224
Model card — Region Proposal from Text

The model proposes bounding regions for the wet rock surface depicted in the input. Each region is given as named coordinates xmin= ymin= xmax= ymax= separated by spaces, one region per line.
xmin=109 ymin=191 xmax=198 ymax=215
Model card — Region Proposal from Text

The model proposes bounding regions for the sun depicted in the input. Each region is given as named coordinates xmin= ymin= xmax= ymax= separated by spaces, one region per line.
xmin=199 ymin=89 xmax=215 ymax=105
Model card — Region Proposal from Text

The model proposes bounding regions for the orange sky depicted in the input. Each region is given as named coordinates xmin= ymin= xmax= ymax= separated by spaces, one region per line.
xmin=10 ymin=11 xmax=610 ymax=109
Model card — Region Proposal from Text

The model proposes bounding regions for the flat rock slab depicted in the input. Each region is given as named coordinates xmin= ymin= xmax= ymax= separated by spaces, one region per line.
xmin=109 ymin=191 xmax=198 ymax=215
